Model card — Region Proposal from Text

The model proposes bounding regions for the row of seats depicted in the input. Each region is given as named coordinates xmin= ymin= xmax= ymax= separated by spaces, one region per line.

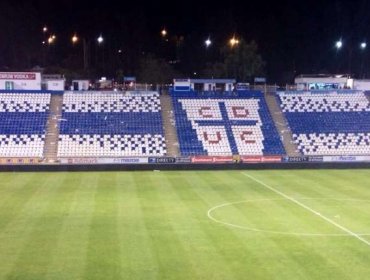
xmin=0 ymin=92 xmax=50 ymax=157
xmin=279 ymin=92 xmax=370 ymax=112
xmin=278 ymin=91 xmax=370 ymax=155
xmin=58 ymin=92 xmax=166 ymax=157
xmin=0 ymin=93 xmax=50 ymax=112
xmin=58 ymin=134 xmax=166 ymax=157
xmin=62 ymin=92 xmax=161 ymax=112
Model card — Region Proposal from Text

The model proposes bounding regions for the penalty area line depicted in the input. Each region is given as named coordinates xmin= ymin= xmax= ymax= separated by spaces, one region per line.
xmin=242 ymin=173 xmax=370 ymax=247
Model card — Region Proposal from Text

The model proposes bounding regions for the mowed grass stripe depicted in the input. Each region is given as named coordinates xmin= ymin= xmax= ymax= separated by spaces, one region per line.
xmin=0 ymin=173 xmax=41 ymax=230
xmin=115 ymin=172 xmax=158 ymax=280
xmin=199 ymin=171 xmax=347 ymax=279
xmin=135 ymin=172 xmax=200 ymax=280
xmin=216 ymin=171 xmax=362 ymax=279
xmin=0 ymin=173 xmax=44 ymax=278
xmin=237 ymin=172 xmax=363 ymax=279
xmin=251 ymin=170 xmax=370 ymax=200
xmin=45 ymin=173 xmax=99 ymax=280
xmin=241 ymin=171 xmax=370 ymax=278
xmin=247 ymin=170 xmax=370 ymax=234
xmin=6 ymin=173 xmax=71 ymax=280
xmin=157 ymin=171 xmax=241 ymax=280
xmin=0 ymin=173 xmax=67 ymax=279
xmin=84 ymin=172 xmax=121 ymax=280
xmin=207 ymin=172 xmax=342 ymax=235
xmin=173 ymin=171 xmax=277 ymax=280
xmin=191 ymin=172 xmax=299 ymax=279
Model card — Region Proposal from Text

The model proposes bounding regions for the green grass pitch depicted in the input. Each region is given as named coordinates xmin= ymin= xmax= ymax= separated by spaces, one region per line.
xmin=1 ymin=169 xmax=370 ymax=279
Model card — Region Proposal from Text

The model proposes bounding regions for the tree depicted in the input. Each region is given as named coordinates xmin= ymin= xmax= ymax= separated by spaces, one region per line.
xmin=202 ymin=62 xmax=225 ymax=79
xmin=201 ymin=38 xmax=265 ymax=81
xmin=223 ymin=39 xmax=265 ymax=81
xmin=137 ymin=54 xmax=180 ymax=84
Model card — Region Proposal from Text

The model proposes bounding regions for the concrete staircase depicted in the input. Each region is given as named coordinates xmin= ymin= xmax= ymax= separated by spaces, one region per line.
xmin=160 ymin=93 xmax=180 ymax=157
xmin=43 ymin=93 xmax=64 ymax=163
xmin=264 ymin=92 xmax=301 ymax=156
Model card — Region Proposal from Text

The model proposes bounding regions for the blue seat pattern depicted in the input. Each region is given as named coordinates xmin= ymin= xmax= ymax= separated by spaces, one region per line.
xmin=172 ymin=91 xmax=285 ymax=156
xmin=58 ymin=92 xmax=166 ymax=157
xmin=0 ymin=92 xmax=50 ymax=157
xmin=278 ymin=91 xmax=370 ymax=155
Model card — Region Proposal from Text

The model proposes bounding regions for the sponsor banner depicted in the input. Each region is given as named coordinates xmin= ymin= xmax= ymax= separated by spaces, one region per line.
xmin=191 ymin=156 xmax=214 ymax=163
xmin=148 ymin=157 xmax=176 ymax=164
xmin=192 ymin=156 xmax=236 ymax=163
xmin=0 ymin=72 xmax=36 ymax=80
xmin=241 ymin=156 xmax=262 ymax=163
xmin=60 ymin=158 xmax=98 ymax=164
xmin=60 ymin=157 xmax=148 ymax=164
xmin=308 ymin=156 xmax=323 ymax=162
xmin=323 ymin=155 xmax=370 ymax=162
xmin=283 ymin=156 xmax=308 ymax=162
xmin=261 ymin=156 xmax=281 ymax=163
xmin=241 ymin=155 xmax=281 ymax=163
xmin=0 ymin=158 xmax=41 ymax=165
xmin=283 ymin=156 xmax=323 ymax=162
xmin=175 ymin=157 xmax=192 ymax=163
xmin=213 ymin=156 xmax=234 ymax=163
xmin=105 ymin=158 xmax=148 ymax=164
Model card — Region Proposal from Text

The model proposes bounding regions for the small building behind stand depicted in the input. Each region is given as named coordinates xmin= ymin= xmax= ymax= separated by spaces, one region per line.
xmin=71 ymin=80 xmax=90 ymax=91
xmin=173 ymin=78 xmax=236 ymax=93
xmin=0 ymin=72 xmax=42 ymax=90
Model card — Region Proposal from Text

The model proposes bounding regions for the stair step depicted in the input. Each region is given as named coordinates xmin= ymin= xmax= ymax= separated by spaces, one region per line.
xmin=264 ymin=92 xmax=301 ymax=156
xmin=42 ymin=93 xmax=64 ymax=162
xmin=160 ymin=94 xmax=180 ymax=157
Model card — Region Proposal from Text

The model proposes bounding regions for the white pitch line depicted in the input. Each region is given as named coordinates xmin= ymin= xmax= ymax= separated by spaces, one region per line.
xmin=243 ymin=173 xmax=370 ymax=247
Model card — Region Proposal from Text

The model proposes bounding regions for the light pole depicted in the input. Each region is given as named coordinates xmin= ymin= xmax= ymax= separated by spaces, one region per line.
xmin=45 ymin=33 xmax=56 ymax=66
xmin=229 ymin=36 xmax=239 ymax=48
xmin=161 ymin=28 xmax=167 ymax=38
xmin=96 ymin=35 xmax=105 ymax=73
xmin=71 ymin=34 xmax=89 ymax=70
xmin=229 ymin=36 xmax=240 ymax=79
xmin=360 ymin=42 xmax=367 ymax=78
xmin=335 ymin=40 xmax=343 ymax=49
xmin=335 ymin=39 xmax=343 ymax=73
xmin=71 ymin=34 xmax=104 ymax=71
xmin=205 ymin=38 xmax=212 ymax=48
xmin=335 ymin=39 xmax=367 ymax=77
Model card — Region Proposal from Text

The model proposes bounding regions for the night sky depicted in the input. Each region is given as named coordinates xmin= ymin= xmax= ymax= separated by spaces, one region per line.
xmin=1 ymin=0 xmax=370 ymax=83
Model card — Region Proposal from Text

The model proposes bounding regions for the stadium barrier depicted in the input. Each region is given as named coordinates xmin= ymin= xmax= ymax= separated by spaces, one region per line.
xmin=323 ymin=155 xmax=370 ymax=162
xmin=59 ymin=157 xmax=149 ymax=164
xmin=191 ymin=156 xmax=235 ymax=163
xmin=148 ymin=157 xmax=176 ymax=164
xmin=282 ymin=156 xmax=324 ymax=162
xmin=1 ymin=155 xmax=370 ymax=171
xmin=0 ymin=158 xmax=42 ymax=165
xmin=241 ymin=156 xmax=282 ymax=163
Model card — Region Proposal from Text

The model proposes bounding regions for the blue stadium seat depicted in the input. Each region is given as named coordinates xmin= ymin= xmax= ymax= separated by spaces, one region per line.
xmin=172 ymin=92 xmax=285 ymax=156
xmin=58 ymin=92 xmax=166 ymax=157
xmin=0 ymin=92 xmax=50 ymax=157
xmin=278 ymin=91 xmax=370 ymax=155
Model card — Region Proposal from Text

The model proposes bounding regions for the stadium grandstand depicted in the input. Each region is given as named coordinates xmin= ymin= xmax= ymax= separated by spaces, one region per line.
xmin=0 ymin=74 xmax=370 ymax=162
